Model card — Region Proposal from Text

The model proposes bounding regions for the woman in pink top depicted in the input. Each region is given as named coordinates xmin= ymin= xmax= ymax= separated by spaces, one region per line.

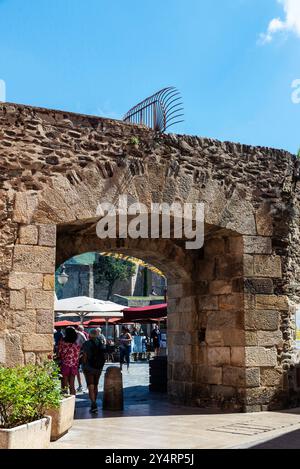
xmin=58 ymin=327 xmax=81 ymax=395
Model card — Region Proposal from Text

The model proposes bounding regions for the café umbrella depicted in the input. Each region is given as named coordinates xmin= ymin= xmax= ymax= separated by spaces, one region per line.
xmin=55 ymin=296 xmax=124 ymax=335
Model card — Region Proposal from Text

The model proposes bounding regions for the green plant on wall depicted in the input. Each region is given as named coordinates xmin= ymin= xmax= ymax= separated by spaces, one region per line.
xmin=130 ymin=136 xmax=140 ymax=146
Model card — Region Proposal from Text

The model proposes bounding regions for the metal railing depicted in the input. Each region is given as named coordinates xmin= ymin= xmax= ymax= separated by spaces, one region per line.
xmin=123 ymin=87 xmax=184 ymax=132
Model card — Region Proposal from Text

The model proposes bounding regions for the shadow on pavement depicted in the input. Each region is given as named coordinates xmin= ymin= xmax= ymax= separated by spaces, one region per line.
xmin=247 ymin=428 xmax=300 ymax=449
xmin=74 ymin=385 xmax=233 ymax=420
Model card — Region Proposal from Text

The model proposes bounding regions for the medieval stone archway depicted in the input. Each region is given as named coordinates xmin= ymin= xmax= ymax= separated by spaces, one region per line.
xmin=1 ymin=102 xmax=300 ymax=411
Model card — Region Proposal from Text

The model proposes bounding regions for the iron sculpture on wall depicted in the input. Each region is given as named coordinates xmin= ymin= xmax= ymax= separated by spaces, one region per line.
xmin=123 ymin=87 xmax=184 ymax=133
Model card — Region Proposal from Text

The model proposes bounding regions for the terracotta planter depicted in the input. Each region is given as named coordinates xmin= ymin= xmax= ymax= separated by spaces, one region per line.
xmin=0 ymin=417 xmax=52 ymax=449
xmin=47 ymin=395 xmax=75 ymax=441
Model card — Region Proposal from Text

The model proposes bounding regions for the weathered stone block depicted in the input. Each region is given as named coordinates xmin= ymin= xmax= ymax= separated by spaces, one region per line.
xmin=39 ymin=225 xmax=56 ymax=247
xmin=260 ymin=368 xmax=283 ymax=387
xmin=196 ymin=366 xmax=222 ymax=385
xmin=256 ymin=205 xmax=273 ymax=236
xmin=257 ymin=331 xmax=283 ymax=347
xmin=255 ymin=295 xmax=288 ymax=311
xmin=206 ymin=330 xmax=224 ymax=347
xmin=24 ymin=352 xmax=36 ymax=364
xmin=26 ymin=290 xmax=54 ymax=309
xmin=216 ymin=258 xmax=243 ymax=279
xmin=198 ymin=295 xmax=218 ymax=311
xmin=19 ymin=225 xmax=38 ymax=245
xmin=229 ymin=236 xmax=244 ymax=255
xmin=253 ymin=256 xmax=282 ymax=278
xmin=9 ymin=272 xmax=43 ymax=290
xmin=0 ymin=337 xmax=5 ymax=364
xmin=223 ymin=329 xmax=245 ymax=346
xmin=218 ymin=294 xmax=243 ymax=311
xmin=209 ymin=280 xmax=232 ymax=295
xmin=210 ymin=384 xmax=237 ymax=399
xmin=243 ymin=255 xmax=254 ymax=276
xmin=245 ymin=331 xmax=258 ymax=346
xmin=244 ymin=278 xmax=274 ymax=295
xmin=36 ymin=310 xmax=54 ymax=334
xmin=43 ymin=274 xmax=54 ymax=291
xmin=243 ymin=405 xmax=262 ymax=413
xmin=23 ymin=334 xmax=53 ymax=352
xmin=207 ymin=310 xmax=243 ymax=329
xmin=13 ymin=245 xmax=55 ymax=273
xmin=245 ymin=368 xmax=260 ymax=388
xmin=245 ymin=347 xmax=277 ymax=367
xmin=231 ymin=347 xmax=245 ymax=367
xmin=13 ymin=192 xmax=38 ymax=224
xmin=13 ymin=310 xmax=36 ymax=333
xmin=245 ymin=310 xmax=280 ymax=331
xmin=10 ymin=290 xmax=25 ymax=310
xmin=5 ymin=333 xmax=24 ymax=366
xmin=207 ymin=347 xmax=231 ymax=366
xmin=223 ymin=367 xmax=245 ymax=387
xmin=244 ymin=387 xmax=278 ymax=405
xmin=244 ymin=237 xmax=272 ymax=255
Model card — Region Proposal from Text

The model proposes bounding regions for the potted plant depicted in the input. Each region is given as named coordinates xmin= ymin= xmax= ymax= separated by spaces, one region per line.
xmin=0 ymin=362 xmax=61 ymax=449
xmin=45 ymin=362 xmax=76 ymax=442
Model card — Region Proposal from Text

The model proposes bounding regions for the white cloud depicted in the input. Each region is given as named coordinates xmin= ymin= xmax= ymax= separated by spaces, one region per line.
xmin=259 ymin=0 xmax=300 ymax=44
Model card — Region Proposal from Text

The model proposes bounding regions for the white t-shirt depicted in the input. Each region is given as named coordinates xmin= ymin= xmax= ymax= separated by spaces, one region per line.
xmin=76 ymin=331 xmax=87 ymax=347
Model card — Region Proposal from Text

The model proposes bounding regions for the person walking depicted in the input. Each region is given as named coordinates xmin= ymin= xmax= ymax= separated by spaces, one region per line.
xmin=151 ymin=324 xmax=161 ymax=356
xmin=119 ymin=326 xmax=132 ymax=372
xmin=81 ymin=329 xmax=106 ymax=413
xmin=78 ymin=324 xmax=89 ymax=339
xmin=75 ymin=326 xmax=87 ymax=393
xmin=57 ymin=327 xmax=81 ymax=395
xmin=96 ymin=327 xmax=107 ymax=346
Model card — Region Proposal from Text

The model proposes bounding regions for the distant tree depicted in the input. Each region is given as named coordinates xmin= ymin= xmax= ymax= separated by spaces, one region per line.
xmin=297 ymin=148 xmax=300 ymax=159
xmin=94 ymin=255 xmax=136 ymax=300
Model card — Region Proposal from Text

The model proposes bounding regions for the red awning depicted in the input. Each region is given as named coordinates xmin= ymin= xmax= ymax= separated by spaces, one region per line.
xmin=54 ymin=320 xmax=80 ymax=327
xmin=123 ymin=303 xmax=167 ymax=321
xmin=83 ymin=318 xmax=120 ymax=326
xmin=117 ymin=316 xmax=167 ymax=324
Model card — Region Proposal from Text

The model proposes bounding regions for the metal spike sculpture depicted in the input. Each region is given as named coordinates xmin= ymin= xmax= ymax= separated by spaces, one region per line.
xmin=123 ymin=87 xmax=184 ymax=132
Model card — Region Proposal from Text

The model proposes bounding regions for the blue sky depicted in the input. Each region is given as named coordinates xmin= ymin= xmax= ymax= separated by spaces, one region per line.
xmin=0 ymin=0 xmax=299 ymax=153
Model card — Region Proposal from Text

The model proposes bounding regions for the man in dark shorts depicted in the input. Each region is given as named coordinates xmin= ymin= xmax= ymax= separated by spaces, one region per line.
xmin=81 ymin=329 xmax=106 ymax=413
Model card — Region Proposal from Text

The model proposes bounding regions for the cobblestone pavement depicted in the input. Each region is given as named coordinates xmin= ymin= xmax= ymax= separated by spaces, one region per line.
xmin=52 ymin=362 xmax=300 ymax=449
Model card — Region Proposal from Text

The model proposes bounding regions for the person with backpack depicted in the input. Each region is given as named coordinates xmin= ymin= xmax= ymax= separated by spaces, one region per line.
xmin=81 ymin=328 xmax=106 ymax=413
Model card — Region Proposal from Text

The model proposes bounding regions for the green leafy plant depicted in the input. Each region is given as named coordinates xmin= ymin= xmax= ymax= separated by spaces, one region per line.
xmin=130 ymin=136 xmax=140 ymax=146
xmin=0 ymin=361 xmax=61 ymax=429
xmin=297 ymin=148 xmax=300 ymax=159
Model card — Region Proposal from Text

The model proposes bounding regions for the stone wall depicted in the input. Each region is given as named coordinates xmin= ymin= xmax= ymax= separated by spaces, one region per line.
xmin=0 ymin=102 xmax=299 ymax=411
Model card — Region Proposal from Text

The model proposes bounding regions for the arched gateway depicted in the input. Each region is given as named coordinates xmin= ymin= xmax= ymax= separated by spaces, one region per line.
xmin=1 ymin=102 xmax=300 ymax=412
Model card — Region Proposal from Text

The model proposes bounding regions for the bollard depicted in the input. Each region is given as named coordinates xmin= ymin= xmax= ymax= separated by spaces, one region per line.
xmin=102 ymin=366 xmax=124 ymax=411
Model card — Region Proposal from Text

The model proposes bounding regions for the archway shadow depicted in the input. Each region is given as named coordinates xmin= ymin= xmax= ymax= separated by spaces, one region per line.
xmin=246 ymin=428 xmax=300 ymax=449
xmin=74 ymin=384 xmax=236 ymax=420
